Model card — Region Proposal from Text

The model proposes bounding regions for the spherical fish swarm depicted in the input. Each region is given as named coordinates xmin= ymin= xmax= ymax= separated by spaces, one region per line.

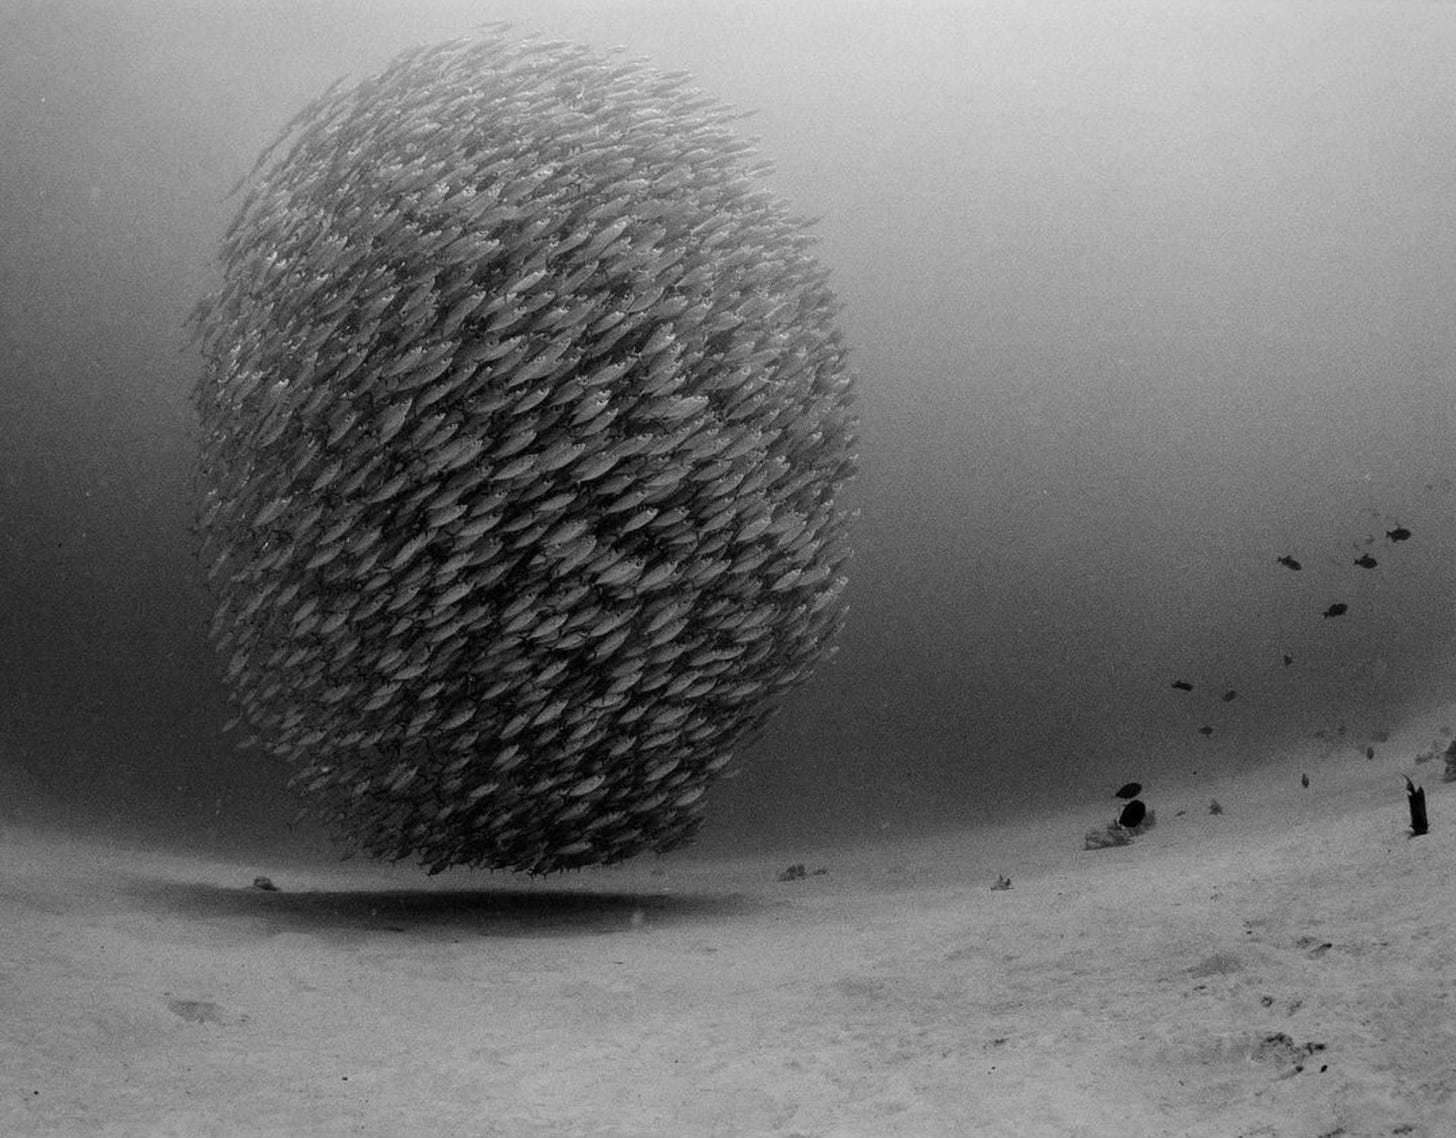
xmin=189 ymin=31 xmax=857 ymax=875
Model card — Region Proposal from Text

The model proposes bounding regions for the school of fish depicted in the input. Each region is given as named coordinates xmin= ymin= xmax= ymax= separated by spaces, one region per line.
xmin=188 ymin=30 xmax=858 ymax=874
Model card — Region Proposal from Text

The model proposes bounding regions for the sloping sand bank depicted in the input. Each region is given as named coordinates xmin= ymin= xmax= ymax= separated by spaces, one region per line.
xmin=3 ymin=734 xmax=1452 ymax=1137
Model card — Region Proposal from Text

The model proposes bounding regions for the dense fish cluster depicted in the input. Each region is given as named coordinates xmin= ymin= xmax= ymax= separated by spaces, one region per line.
xmin=189 ymin=31 xmax=857 ymax=874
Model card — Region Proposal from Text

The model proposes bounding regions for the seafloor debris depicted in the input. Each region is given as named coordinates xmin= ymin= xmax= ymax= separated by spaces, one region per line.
xmin=1084 ymin=805 xmax=1155 ymax=851
xmin=251 ymin=876 xmax=280 ymax=892
xmin=166 ymin=999 xmax=241 ymax=1026
xmin=1250 ymin=1032 xmax=1327 ymax=1077
xmin=1208 ymin=798 xmax=1223 ymax=815
xmin=991 ymin=875 xmax=1012 ymax=891
xmin=1083 ymin=824 xmax=1132 ymax=850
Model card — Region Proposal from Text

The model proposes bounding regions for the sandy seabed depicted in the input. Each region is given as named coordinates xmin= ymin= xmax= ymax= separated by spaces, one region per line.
xmin=3 ymin=718 xmax=1455 ymax=1138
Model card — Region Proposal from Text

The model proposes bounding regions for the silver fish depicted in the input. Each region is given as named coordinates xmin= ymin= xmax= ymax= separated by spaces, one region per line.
xmin=192 ymin=29 xmax=856 ymax=877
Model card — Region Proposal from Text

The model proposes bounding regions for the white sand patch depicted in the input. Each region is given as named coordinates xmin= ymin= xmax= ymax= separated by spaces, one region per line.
xmin=2 ymin=721 xmax=1452 ymax=1137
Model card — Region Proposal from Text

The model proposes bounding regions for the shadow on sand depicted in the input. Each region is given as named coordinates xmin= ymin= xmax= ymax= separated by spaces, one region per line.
xmin=123 ymin=874 xmax=761 ymax=940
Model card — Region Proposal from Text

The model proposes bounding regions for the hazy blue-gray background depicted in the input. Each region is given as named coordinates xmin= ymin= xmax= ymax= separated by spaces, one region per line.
xmin=2 ymin=0 xmax=1453 ymax=861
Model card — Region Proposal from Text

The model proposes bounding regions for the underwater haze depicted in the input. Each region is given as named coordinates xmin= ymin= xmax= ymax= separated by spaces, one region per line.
xmin=2 ymin=0 xmax=1454 ymax=861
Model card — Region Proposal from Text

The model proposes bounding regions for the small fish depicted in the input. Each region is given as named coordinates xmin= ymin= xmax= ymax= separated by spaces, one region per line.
xmin=1353 ymin=553 xmax=1378 ymax=568
xmin=1365 ymin=746 xmax=1375 ymax=760
xmin=1114 ymin=781 xmax=1142 ymax=800
xmin=1222 ymin=690 xmax=1237 ymax=702
xmin=1301 ymin=772 xmax=1310 ymax=788
xmin=1171 ymin=680 xmax=1194 ymax=692
xmin=1198 ymin=725 xmax=1214 ymax=737
xmin=1276 ymin=555 xmax=1302 ymax=571
xmin=1282 ymin=654 xmax=1294 ymax=667
xmin=1323 ymin=602 xmax=1348 ymax=618
xmin=1386 ymin=525 xmax=1411 ymax=542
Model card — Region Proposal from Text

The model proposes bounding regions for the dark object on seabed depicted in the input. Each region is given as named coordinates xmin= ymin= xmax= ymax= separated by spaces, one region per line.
xmin=251 ymin=876 xmax=280 ymax=892
xmin=1301 ymin=772 xmax=1310 ymax=788
xmin=1209 ymin=799 xmax=1223 ymax=815
xmin=1114 ymin=781 xmax=1142 ymax=800
xmin=991 ymin=875 xmax=1012 ymax=891
xmin=1404 ymin=776 xmax=1428 ymax=836
xmin=1171 ymin=680 xmax=1194 ymax=691
xmin=1118 ymin=799 xmax=1147 ymax=828
xmin=1276 ymin=554 xmax=1302 ymax=571
xmin=1323 ymin=603 xmax=1348 ymax=619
